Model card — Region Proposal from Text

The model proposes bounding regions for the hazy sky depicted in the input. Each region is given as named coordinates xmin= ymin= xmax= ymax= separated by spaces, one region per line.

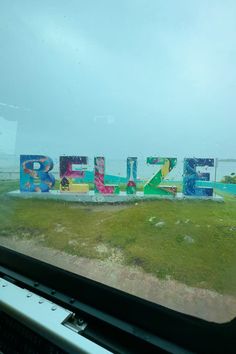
xmin=0 ymin=0 xmax=236 ymax=158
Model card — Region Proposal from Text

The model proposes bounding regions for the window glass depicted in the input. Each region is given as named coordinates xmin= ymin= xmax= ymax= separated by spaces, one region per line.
xmin=1 ymin=0 xmax=236 ymax=323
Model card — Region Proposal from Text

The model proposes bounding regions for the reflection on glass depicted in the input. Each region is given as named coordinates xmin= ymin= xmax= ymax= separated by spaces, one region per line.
xmin=0 ymin=0 xmax=236 ymax=324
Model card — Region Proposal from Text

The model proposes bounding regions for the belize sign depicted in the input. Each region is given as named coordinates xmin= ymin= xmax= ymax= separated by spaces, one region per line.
xmin=19 ymin=155 xmax=215 ymax=198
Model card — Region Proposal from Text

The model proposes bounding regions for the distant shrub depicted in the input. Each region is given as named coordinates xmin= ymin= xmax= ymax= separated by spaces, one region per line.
xmin=221 ymin=173 xmax=236 ymax=184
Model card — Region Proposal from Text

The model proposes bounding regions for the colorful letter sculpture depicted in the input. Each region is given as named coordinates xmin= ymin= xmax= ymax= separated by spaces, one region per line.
xmin=18 ymin=154 xmax=217 ymax=199
xmin=20 ymin=155 xmax=55 ymax=192
xmin=144 ymin=157 xmax=177 ymax=195
xmin=60 ymin=156 xmax=89 ymax=193
xmin=126 ymin=157 xmax=137 ymax=194
xmin=94 ymin=157 xmax=119 ymax=194
xmin=183 ymin=158 xmax=214 ymax=196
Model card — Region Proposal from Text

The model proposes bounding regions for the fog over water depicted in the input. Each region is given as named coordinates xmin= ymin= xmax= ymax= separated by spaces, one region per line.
xmin=0 ymin=154 xmax=235 ymax=183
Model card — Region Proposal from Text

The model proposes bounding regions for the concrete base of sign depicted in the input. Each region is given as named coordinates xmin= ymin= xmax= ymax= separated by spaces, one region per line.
xmin=8 ymin=190 xmax=224 ymax=203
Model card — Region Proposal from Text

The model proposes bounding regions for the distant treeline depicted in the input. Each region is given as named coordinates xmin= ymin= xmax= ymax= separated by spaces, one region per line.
xmin=221 ymin=173 xmax=236 ymax=184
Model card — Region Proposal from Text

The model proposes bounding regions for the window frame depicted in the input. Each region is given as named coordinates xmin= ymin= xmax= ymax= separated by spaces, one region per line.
xmin=0 ymin=245 xmax=235 ymax=353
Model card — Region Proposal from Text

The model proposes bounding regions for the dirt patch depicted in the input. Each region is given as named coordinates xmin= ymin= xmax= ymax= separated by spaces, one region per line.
xmin=68 ymin=239 xmax=79 ymax=247
xmin=1 ymin=236 xmax=236 ymax=323
xmin=96 ymin=243 xmax=109 ymax=254
xmin=54 ymin=223 xmax=66 ymax=233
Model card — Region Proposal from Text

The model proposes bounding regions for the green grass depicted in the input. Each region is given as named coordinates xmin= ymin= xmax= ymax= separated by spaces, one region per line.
xmin=1 ymin=180 xmax=236 ymax=295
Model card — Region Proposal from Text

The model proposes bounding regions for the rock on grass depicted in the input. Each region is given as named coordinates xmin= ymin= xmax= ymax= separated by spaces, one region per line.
xmin=155 ymin=221 xmax=165 ymax=227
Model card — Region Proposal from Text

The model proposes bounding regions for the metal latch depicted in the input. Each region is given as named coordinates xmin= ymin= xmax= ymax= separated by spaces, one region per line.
xmin=63 ymin=314 xmax=87 ymax=333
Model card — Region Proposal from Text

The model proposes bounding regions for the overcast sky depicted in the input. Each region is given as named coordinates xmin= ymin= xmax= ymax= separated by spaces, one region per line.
xmin=0 ymin=0 xmax=236 ymax=158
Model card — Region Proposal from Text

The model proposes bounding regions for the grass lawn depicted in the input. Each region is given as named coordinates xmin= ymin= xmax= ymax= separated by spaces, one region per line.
xmin=1 ymin=180 xmax=236 ymax=295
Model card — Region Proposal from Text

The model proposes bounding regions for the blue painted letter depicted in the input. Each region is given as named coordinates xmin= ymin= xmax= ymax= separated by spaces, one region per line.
xmin=20 ymin=155 xmax=55 ymax=192
xmin=183 ymin=158 xmax=214 ymax=196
